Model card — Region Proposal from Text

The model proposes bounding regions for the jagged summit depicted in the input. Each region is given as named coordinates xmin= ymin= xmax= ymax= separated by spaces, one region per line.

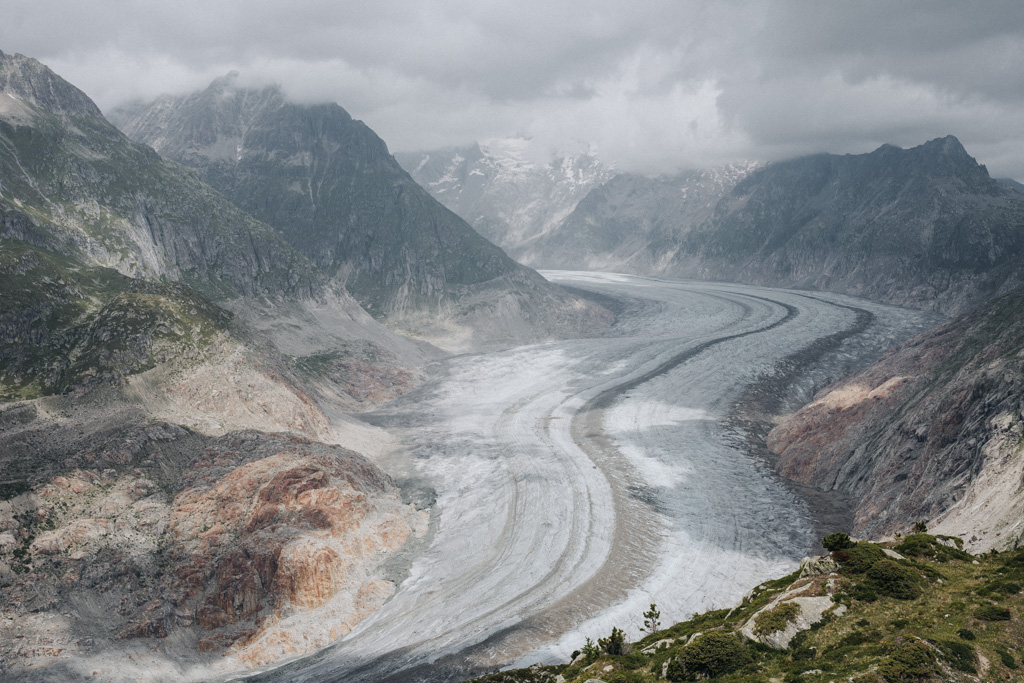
xmin=0 ymin=54 xmax=317 ymax=300
xmin=0 ymin=50 xmax=103 ymax=119
xmin=861 ymin=135 xmax=992 ymax=186
xmin=677 ymin=134 xmax=1024 ymax=313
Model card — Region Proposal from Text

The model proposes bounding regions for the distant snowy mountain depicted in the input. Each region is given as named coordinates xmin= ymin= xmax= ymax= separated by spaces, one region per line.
xmin=395 ymin=139 xmax=614 ymax=255
xmin=518 ymin=163 xmax=761 ymax=272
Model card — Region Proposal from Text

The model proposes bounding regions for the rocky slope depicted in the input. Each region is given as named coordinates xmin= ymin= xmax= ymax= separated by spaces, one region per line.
xmin=395 ymin=139 xmax=613 ymax=255
xmin=0 ymin=48 xmax=436 ymax=679
xmin=110 ymin=79 xmax=611 ymax=348
xmin=0 ymin=229 xmax=413 ymax=443
xmin=0 ymin=423 xmax=428 ymax=679
xmin=677 ymin=136 xmax=1024 ymax=316
xmin=767 ymin=288 xmax=1024 ymax=552
xmin=0 ymin=53 xmax=317 ymax=301
xmin=1 ymin=50 xmax=439 ymax=362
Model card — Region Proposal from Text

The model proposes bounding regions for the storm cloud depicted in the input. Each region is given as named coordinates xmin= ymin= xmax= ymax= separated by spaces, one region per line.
xmin=4 ymin=0 xmax=1023 ymax=177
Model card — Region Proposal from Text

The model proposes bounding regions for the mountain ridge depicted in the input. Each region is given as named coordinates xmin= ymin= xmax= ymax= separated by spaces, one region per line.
xmin=110 ymin=79 xmax=612 ymax=349
xmin=676 ymin=135 xmax=1024 ymax=314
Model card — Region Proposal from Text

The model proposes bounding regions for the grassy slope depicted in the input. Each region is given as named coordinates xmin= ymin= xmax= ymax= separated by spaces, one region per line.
xmin=471 ymin=535 xmax=1024 ymax=682
xmin=0 ymin=239 xmax=234 ymax=401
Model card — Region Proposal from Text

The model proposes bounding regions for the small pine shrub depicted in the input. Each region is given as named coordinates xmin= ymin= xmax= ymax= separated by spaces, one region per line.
xmin=866 ymin=559 xmax=921 ymax=600
xmin=957 ymin=628 xmax=976 ymax=640
xmin=974 ymin=604 xmax=1012 ymax=621
xmin=822 ymin=532 xmax=856 ymax=551
xmin=599 ymin=626 xmax=628 ymax=655
xmin=668 ymin=631 xmax=752 ymax=681
xmin=877 ymin=639 xmax=937 ymax=682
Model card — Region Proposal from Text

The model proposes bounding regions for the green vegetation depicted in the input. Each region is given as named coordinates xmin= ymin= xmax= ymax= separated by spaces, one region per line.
xmin=832 ymin=541 xmax=888 ymax=573
xmin=667 ymin=631 xmax=752 ymax=681
xmin=866 ymin=559 xmax=922 ymax=600
xmin=467 ymin=536 xmax=1024 ymax=683
xmin=599 ymin=627 xmax=628 ymax=655
xmin=0 ymin=240 xmax=234 ymax=402
xmin=822 ymin=532 xmax=856 ymax=551
xmin=752 ymin=601 xmax=800 ymax=636
xmin=974 ymin=604 xmax=1011 ymax=621
xmin=895 ymin=533 xmax=972 ymax=563
xmin=876 ymin=638 xmax=937 ymax=680
xmin=642 ymin=603 xmax=661 ymax=635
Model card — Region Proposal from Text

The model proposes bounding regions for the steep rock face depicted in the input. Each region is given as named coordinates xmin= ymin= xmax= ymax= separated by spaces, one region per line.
xmin=518 ymin=164 xmax=759 ymax=272
xmin=111 ymin=79 xmax=611 ymax=347
xmin=396 ymin=139 xmax=614 ymax=254
xmin=681 ymin=137 xmax=1024 ymax=315
xmin=0 ymin=52 xmax=317 ymax=301
xmin=0 ymin=50 xmax=429 ymax=407
xmin=768 ymin=288 xmax=1024 ymax=551
xmin=0 ymin=426 xmax=428 ymax=677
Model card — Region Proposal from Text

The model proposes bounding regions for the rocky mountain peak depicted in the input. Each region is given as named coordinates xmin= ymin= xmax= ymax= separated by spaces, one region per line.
xmin=867 ymin=135 xmax=991 ymax=188
xmin=0 ymin=50 xmax=103 ymax=119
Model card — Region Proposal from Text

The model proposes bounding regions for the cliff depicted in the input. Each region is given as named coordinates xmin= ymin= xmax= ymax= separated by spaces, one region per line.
xmin=768 ymin=288 xmax=1024 ymax=551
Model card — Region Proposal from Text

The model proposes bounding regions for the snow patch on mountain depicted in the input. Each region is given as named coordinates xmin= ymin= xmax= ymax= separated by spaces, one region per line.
xmin=396 ymin=138 xmax=615 ymax=251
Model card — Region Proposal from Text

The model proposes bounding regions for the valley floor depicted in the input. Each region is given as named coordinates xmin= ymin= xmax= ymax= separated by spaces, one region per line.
xmin=242 ymin=272 xmax=938 ymax=682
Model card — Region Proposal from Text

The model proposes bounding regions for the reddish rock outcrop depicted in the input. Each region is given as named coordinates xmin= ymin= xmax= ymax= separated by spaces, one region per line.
xmin=0 ymin=426 xmax=429 ymax=675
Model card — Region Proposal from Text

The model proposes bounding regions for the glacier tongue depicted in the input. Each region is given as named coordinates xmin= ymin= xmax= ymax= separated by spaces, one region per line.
xmin=252 ymin=272 xmax=935 ymax=683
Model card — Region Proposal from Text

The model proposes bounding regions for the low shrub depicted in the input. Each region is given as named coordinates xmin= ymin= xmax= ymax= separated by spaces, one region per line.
xmin=837 ymin=629 xmax=881 ymax=648
xmin=979 ymin=580 xmax=1022 ymax=597
xmin=996 ymin=648 xmax=1017 ymax=669
xmin=895 ymin=534 xmax=971 ymax=563
xmin=612 ymin=653 xmax=647 ymax=670
xmin=866 ymin=559 xmax=921 ymax=600
xmin=956 ymin=628 xmax=975 ymax=641
xmin=877 ymin=639 xmax=937 ymax=682
xmin=974 ymin=605 xmax=1012 ymax=621
xmin=833 ymin=543 xmax=888 ymax=574
xmin=667 ymin=631 xmax=752 ymax=681
xmin=935 ymin=639 xmax=977 ymax=673
xmin=823 ymin=532 xmax=856 ymax=551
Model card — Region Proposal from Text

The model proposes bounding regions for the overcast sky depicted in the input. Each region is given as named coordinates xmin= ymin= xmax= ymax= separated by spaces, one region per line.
xmin=4 ymin=1 xmax=1024 ymax=178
